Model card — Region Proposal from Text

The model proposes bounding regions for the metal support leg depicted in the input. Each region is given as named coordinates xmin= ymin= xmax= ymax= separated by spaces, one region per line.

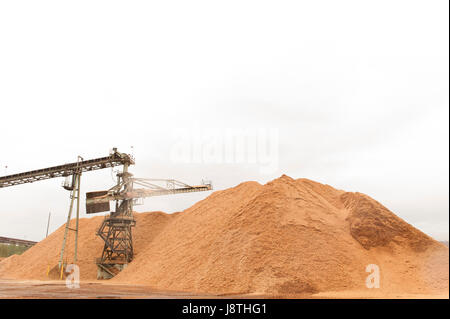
xmin=74 ymin=173 xmax=81 ymax=263
xmin=58 ymin=172 xmax=81 ymax=270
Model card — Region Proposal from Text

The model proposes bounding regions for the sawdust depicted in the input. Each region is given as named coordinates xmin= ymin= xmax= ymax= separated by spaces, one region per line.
xmin=0 ymin=175 xmax=448 ymax=297
xmin=0 ymin=212 xmax=175 ymax=281
xmin=0 ymin=254 xmax=19 ymax=272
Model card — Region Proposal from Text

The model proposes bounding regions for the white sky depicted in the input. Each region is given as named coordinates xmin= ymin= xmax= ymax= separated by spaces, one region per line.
xmin=0 ymin=0 xmax=448 ymax=241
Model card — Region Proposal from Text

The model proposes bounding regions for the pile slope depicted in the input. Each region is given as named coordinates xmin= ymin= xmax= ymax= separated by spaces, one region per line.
xmin=0 ymin=175 xmax=448 ymax=297
xmin=0 ymin=212 xmax=175 ymax=281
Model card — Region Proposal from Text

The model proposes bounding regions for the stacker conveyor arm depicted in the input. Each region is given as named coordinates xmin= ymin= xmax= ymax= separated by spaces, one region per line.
xmin=0 ymin=150 xmax=134 ymax=188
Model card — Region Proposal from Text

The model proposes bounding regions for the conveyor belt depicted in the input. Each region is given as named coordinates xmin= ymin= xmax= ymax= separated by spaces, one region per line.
xmin=0 ymin=151 xmax=134 ymax=188
xmin=0 ymin=236 xmax=37 ymax=247
xmin=86 ymin=184 xmax=212 ymax=205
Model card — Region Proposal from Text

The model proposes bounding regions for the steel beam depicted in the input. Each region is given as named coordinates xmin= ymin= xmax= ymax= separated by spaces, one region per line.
xmin=0 ymin=236 xmax=37 ymax=247
xmin=0 ymin=150 xmax=134 ymax=188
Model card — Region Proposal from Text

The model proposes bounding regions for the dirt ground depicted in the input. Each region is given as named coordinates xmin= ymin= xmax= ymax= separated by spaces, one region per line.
xmin=0 ymin=279 xmax=447 ymax=299
xmin=0 ymin=279 xmax=225 ymax=299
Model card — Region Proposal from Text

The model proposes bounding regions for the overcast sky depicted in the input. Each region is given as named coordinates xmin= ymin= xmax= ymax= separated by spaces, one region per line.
xmin=0 ymin=0 xmax=448 ymax=242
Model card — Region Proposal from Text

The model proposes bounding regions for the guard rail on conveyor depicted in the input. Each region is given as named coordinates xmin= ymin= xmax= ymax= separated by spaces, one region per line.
xmin=0 ymin=236 xmax=37 ymax=247
xmin=0 ymin=150 xmax=134 ymax=188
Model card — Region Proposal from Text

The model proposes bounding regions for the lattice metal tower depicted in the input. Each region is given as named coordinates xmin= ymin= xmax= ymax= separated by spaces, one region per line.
xmin=95 ymin=163 xmax=136 ymax=278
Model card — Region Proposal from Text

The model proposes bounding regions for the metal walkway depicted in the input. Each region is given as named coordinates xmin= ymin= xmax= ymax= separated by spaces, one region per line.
xmin=0 ymin=151 xmax=134 ymax=188
xmin=0 ymin=236 xmax=37 ymax=247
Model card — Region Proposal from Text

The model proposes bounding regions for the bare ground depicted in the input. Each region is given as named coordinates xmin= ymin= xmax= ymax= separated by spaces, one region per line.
xmin=0 ymin=279 xmax=447 ymax=299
